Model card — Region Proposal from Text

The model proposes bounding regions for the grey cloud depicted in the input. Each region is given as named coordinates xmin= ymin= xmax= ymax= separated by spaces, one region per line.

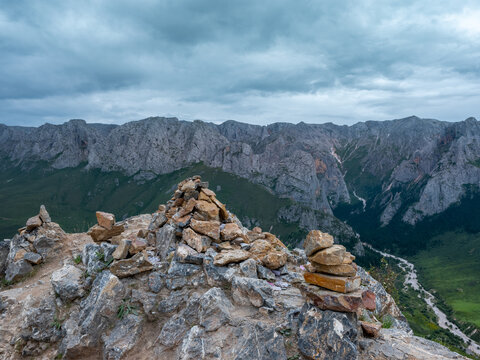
xmin=0 ymin=0 xmax=479 ymax=125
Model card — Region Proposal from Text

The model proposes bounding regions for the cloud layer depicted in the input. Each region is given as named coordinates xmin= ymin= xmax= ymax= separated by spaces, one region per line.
xmin=1 ymin=0 xmax=479 ymax=126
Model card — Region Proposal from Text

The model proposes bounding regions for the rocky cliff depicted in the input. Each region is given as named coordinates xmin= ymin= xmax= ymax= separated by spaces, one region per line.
xmin=2 ymin=115 xmax=480 ymax=233
xmin=0 ymin=178 xmax=470 ymax=359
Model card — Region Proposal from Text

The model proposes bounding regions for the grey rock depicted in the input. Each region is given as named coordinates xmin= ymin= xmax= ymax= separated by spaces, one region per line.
xmin=174 ymin=244 xmax=204 ymax=265
xmin=148 ymin=211 xmax=167 ymax=231
xmin=33 ymin=236 xmax=56 ymax=259
xmin=182 ymin=292 xmax=201 ymax=326
xmin=156 ymin=223 xmax=177 ymax=260
xmin=240 ymin=258 xmax=258 ymax=278
xmin=51 ymin=264 xmax=85 ymax=301
xmin=297 ymin=303 xmax=358 ymax=360
xmin=23 ymin=251 xmax=42 ymax=264
xmin=177 ymin=325 xmax=206 ymax=360
xmin=39 ymin=205 xmax=51 ymax=223
xmin=359 ymin=328 xmax=468 ymax=360
xmin=131 ymin=289 xmax=158 ymax=320
xmin=20 ymin=294 xmax=60 ymax=344
xmin=257 ymin=264 xmax=276 ymax=282
xmin=158 ymin=290 xmax=188 ymax=314
xmin=203 ymin=252 xmax=236 ymax=287
xmin=231 ymin=276 xmax=275 ymax=308
xmin=69 ymin=271 xmax=125 ymax=350
xmin=165 ymin=261 xmax=204 ymax=290
xmin=226 ymin=321 xmax=287 ymax=360
xmin=148 ymin=271 xmax=164 ymax=293
xmin=103 ymin=314 xmax=144 ymax=360
xmin=26 ymin=215 xmax=42 ymax=231
xmin=158 ymin=315 xmax=188 ymax=347
xmin=0 ymin=240 xmax=10 ymax=274
xmin=198 ymin=287 xmax=233 ymax=331
xmin=82 ymin=243 xmax=116 ymax=275
xmin=5 ymin=259 xmax=33 ymax=282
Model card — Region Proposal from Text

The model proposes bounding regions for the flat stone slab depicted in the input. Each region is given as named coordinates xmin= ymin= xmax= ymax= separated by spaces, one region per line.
xmin=304 ymin=272 xmax=360 ymax=293
xmin=299 ymin=283 xmax=375 ymax=313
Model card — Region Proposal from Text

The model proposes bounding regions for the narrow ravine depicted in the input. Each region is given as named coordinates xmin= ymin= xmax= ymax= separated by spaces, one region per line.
xmin=362 ymin=242 xmax=480 ymax=357
xmin=353 ymin=190 xmax=367 ymax=212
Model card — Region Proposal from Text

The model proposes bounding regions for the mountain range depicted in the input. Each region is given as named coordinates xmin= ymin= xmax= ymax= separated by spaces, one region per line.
xmin=2 ymin=115 xmax=480 ymax=252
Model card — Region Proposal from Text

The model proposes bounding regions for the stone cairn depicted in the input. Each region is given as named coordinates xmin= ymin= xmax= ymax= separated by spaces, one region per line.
xmin=303 ymin=230 xmax=360 ymax=293
xmin=85 ymin=175 xmax=289 ymax=279
xmin=2 ymin=205 xmax=62 ymax=282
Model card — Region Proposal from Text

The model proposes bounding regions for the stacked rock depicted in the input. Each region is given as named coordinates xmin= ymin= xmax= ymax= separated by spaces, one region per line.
xmin=303 ymin=230 xmax=360 ymax=293
xmin=87 ymin=211 xmax=125 ymax=242
xmin=146 ymin=176 xmax=288 ymax=270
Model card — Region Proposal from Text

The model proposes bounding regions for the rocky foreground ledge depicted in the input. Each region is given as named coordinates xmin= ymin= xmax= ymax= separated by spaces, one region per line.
xmin=0 ymin=177 xmax=468 ymax=359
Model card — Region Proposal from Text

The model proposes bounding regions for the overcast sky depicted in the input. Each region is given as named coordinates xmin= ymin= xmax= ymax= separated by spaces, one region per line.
xmin=1 ymin=0 xmax=479 ymax=126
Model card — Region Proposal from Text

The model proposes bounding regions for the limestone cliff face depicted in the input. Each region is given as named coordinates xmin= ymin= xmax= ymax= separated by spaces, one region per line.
xmin=2 ymin=115 xmax=480 ymax=227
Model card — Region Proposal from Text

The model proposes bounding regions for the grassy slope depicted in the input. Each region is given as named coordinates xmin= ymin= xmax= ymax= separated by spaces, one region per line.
xmin=0 ymin=161 xmax=303 ymax=245
xmin=413 ymin=231 xmax=480 ymax=328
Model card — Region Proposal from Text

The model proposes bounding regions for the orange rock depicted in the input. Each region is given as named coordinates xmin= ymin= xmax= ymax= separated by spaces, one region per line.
xmin=198 ymin=191 xmax=212 ymax=202
xmin=213 ymin=249 xmax=249 ymax=266
xmin=221 ymin=223 xmax=243 ymax=241
xmin=88 ymin=223 xmax=125 ymax=242
xmin=210 ymin=196 xmax=228 ymax=220
xmin=96 ymin=211 xmax=115 ymax=230
xmin=14 ymin=249 xmax=27 ymax=261
xmin=304 ymin=272 xmax=361 ymax=293
xmin=309 ymin=245 xmax=346 ymax=265
xmin=249 ymin=240 xmax=273 ymax=261
xmin=182 ymin=227 xmax=211 ymax=253
xmin=190 ymin=219 xmax=220 ymax=241
xmin=177 ymin=198 xmax=197 ymax=217
xmin=263 ymin=251 xmax=287 ymax=270
xmin=200 ymin=188 xmax=216 ymax=197
xmin=252 ymin=227 xmax=262 ymax=234
xmin=194 ymin=200 xmax=220 ymax=221
xmin=263 ymin=232 xmax=287 ymax=249
xmin=343 ymin=252 xmax=356 ymax=264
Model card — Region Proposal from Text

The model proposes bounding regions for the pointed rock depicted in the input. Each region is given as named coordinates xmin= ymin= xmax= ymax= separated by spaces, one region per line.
xmin=39 ymin=205 xmax=51 ymax=223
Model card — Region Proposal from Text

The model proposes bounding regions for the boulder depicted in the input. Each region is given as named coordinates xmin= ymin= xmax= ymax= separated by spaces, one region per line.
xmin=304 ymin=230 xmax=334 ymax=256
xmin=26 ymin=215 xmax=42 ymax=231
xmin=198 ymin=287 xmax=233 ymax=331
xmin=39 ymin=205 xmax=51 ymax=223
xmin=304 ymin=272 xmax=361 ymax=293
xmin=51 ymin=264 xmax=85 ymax=301
xmin=194 ymin=200 xmax=220 ymax=221
xmin=96 ymin=211 xmax=115 ymax=230
xmin=5 ymin=259 xmax=33 ymax=282
xmin=103 ymin=314 xmax=144 ymax=360
xmin=189 ymin=219 xmax=220 ymax=241
xmin=182 ymin=228 xmax=210 ymax=253
xmin=62 ymin=271 xmax=125 ymax=356
xmin=157 ymin=289 xmax=188 ymax=314
xmin=231 ymin=276 xmax=275 ymax=308
xmin=240 ymin=258 xmax=258 ymax=278
xmin=309 ymin=244 xmax=347 ymax=265
xmin=297 ymin=303 xmax=358 ymax=360
xmin=109 ymin=252 xmax=153 ymax=278
xmin=213 ymin=249 xmax=249 ymax=266
xmin=23 ymin=251 xmax=42 ymax=265
xmin=88 ymin=223 xmax=124 ymax=242
xmin=112 ymin=239 xmax=131 ymax=260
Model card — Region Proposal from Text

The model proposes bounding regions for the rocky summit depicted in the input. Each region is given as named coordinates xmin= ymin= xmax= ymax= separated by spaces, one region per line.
xmin=0 ymin=177 xmax=468 ymax=359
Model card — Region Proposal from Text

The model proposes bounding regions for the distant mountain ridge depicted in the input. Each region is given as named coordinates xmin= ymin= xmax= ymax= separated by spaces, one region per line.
xmin=2 ymin=115 xmax=480 ymax=242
